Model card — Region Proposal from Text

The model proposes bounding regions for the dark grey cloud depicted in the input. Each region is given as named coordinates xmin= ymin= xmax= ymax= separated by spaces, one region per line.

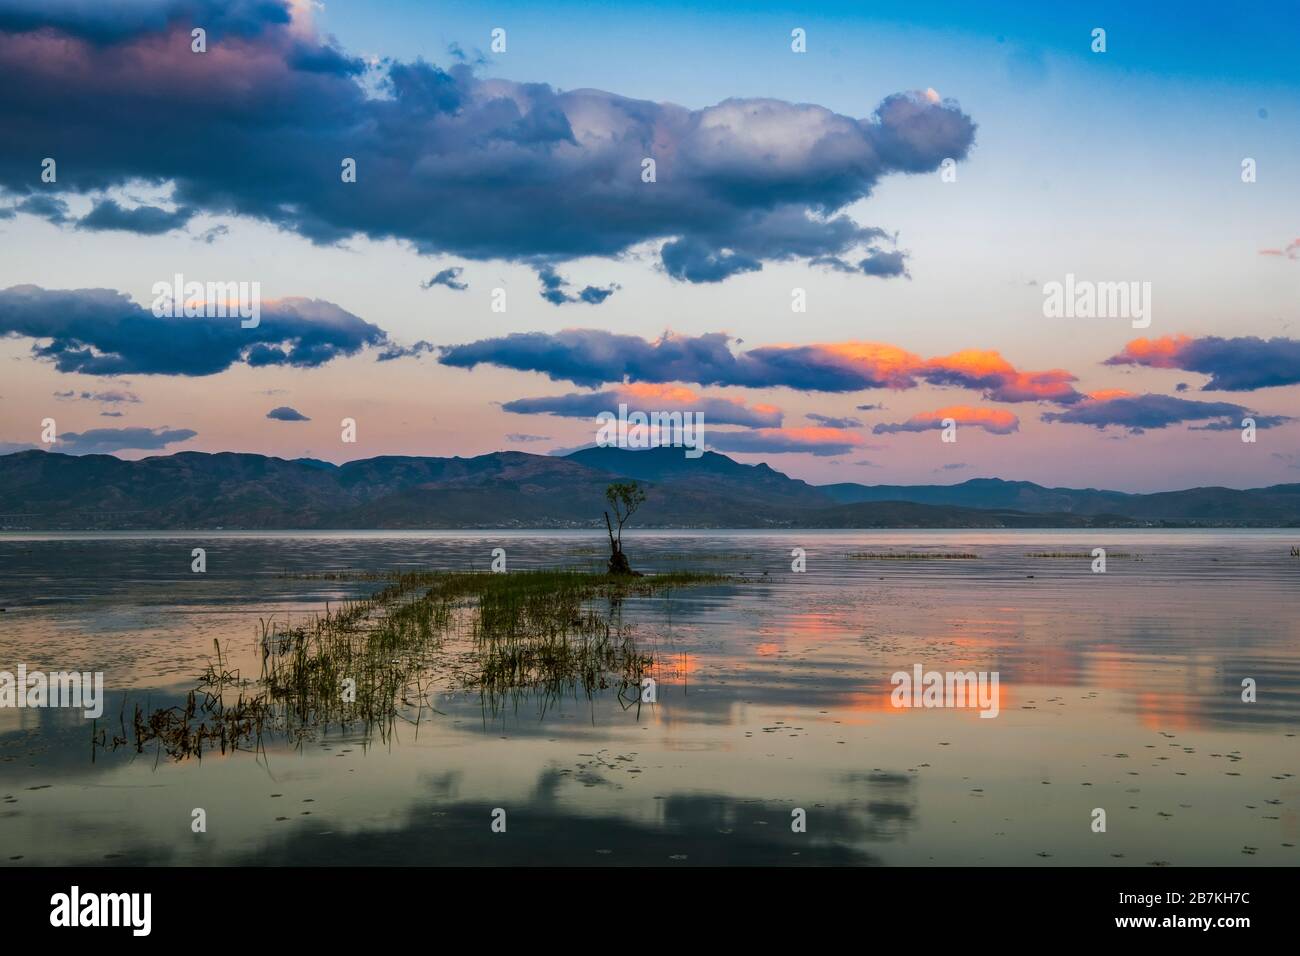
xmin=1105 ymin=335 xmax=1300 ymax=392
xmin=1042 ymin=393 xmax=1291 ymax=433
xmin=501 ymin=388 xmax=783 ymax=427
xmin=537 ymin=266 xmax=618 ymax=305
xmin=196 ymin=224 xmax=229 ymax=244
xmin=874 ymin=408 xmax=1019 ymax=435
xmin=14 ymin=194 xmax=70 ymax=224
xmin=54 ymin=425 xmax=196 ymax=454
xmin=0 ymin=4 xmax=976 ymax=280
xmin=811 ymin=245 xmax=910 ymax=278
xmin=806 ymin=413 xmax=863 ymax=429
xmin=77 ymin=199 xmax=194 ymax=234
xmin=0 ymin=0 xmax=293 ymax=44
xmin=422 ymin=267 xmax=467 ymax=292
xmin=439 ymin=328 xmax=1073 ymax=403
xmin=54 ymin=388 xmax=141 ymax=404
xmin=377 ymin=340 xmax=436 ymax=362
xmin=707 ymin=429 xmax=860 ymax=457
xmin=0 ymin=284 xmax=388 ymax=375
xmin=858 ymin=248 xmax=910 ymax=278
xmin=266 ymin=405 xmax=309 ymax=421
xmin=438 ymin=329 xmax=915 ymax=391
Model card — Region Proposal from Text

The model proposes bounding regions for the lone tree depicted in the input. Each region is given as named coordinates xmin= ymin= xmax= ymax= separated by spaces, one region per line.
xmin=603 ymin=481 xmax=646 ymax=576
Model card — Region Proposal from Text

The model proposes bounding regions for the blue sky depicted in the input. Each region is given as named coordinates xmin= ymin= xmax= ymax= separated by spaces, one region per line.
xmin=0 ymin=0 xmax=1297 ymax=490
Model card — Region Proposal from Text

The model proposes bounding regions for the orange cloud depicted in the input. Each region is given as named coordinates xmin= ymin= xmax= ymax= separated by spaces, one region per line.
xmin=873 ymin=405 xmax=1019 ymax=435
xmin=924 ymin=349 xmax=1080 ymax=403
xmin=1107 ymin=335 xmax=1193 ymax=369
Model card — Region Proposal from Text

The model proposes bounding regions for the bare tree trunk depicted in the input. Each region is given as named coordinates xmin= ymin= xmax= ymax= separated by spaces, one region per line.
xmin=604 ymin=510 xmax=636 ymax=575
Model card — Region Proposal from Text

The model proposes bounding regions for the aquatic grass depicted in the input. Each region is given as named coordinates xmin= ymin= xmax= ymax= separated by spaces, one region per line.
xmin=94 ymin=569 xmax=731 ymax=760
xmin=1024 ymin=551 xmax=1138 ymax=559
xmin=847 ymin=551 xmax=980 ymax=560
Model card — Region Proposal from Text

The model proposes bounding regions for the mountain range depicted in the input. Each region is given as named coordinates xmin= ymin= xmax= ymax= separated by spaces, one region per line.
xmin=1 ymin=447 xmax=1298 ymax=529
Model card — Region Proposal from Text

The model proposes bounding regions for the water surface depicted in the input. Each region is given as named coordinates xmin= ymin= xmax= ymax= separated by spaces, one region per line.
xmin=1 ymin=530 xmax=1296 ymax=865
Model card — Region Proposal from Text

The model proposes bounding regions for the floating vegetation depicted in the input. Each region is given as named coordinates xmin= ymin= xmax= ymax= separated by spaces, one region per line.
xmin=847 ymin=551 xmax=980 ymax=560
xmin=94 ymin=570 xmax=730 ymax=762
xmin=660 ymin=551 xmax=756 ymax=562
xmin=1025 ymin=552 xmax=1139 ymax=559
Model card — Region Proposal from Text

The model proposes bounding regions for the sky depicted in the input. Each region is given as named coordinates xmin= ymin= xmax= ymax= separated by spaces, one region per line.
xmin=0 ymin=0 xmax=1298 ymax=492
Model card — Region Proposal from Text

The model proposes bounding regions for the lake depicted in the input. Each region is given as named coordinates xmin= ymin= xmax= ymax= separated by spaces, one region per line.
xmin=1 ymin=529 xmax=1296 ymax=866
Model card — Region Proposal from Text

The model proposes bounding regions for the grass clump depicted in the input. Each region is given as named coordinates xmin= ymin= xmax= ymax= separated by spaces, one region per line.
xmin=848 ymin=551 xmax=980 ymax=560
xmin=1025 ymin=551 xmax=1137 ymax=559
xmin=95 ymin=569 xmax=730 ymax=760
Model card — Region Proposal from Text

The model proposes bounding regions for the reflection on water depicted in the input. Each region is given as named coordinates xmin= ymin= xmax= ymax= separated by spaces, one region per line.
xmin=1 ymin=530 xmax=1297 ymax=865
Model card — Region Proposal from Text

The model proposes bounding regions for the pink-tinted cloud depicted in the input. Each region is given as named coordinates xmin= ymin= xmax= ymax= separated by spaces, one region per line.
xmin=502 ymin=382 xmax=783 ymax=428
xmin=708 ymin=426 xmax=865 ymax=456
xmin=441 ymin=329 xmax=1082 ymax=403
xmin=872 ymin=405 xmax=1020 ymax=435
xmin=1106 ymin=335 xmax=1300 ymax=391
xmin=1259 ymin=239 xmax=1300 ymax=259
xmin=1041 ymin=392 xmax=1291 ymax=433
xmin=923 ymin=349 xmax=1080 ymax=403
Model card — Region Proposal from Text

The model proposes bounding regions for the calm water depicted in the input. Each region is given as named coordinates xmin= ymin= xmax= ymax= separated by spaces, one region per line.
xmin=1 ymin=530 xmax=1296 ymax=866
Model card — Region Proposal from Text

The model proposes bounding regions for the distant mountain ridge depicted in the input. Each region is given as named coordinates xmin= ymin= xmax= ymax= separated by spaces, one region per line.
xmin=1 ymin=447 xmax=1298 ymax=529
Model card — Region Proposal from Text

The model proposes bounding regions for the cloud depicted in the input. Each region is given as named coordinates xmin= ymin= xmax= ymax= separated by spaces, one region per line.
xmin=54 ymin=388 xmax=141 ymax=404
xmin=376 ymin=339 xmax=435 ymax=362
xmin=873 ymin=405 xmax=1019 ymax=435
xmin=505 ymin=433 xmax=551 ymax=443
xmin=0 ymin=284 xmax=388 ymax=375
xmin=195 ymin=224 xmax=229 ymax=244
xmin=1106 ymin=335 xmax=1300 ymax=391
xmin=806 ymin=413 xmax=862 ymax=428
xmin=922 ymin=349 xmax=1080 ymax=403
xmin=502 ymin=383 xmax=783 ymax=427
xmin=536 ymin=266 xmax=618 ymax=305
xmin=1041 ymin=392 xmax=1291 ymax=432
xmin=266 ymin=405 xmax=310 ymax=421
xmin=935 ymin=462 xmax=968 ymax=471
xmin=859 ymin=248 xmax=909 ymax=278
xmin=1258 ymin=238 xmax=1300 ymax=259
xmin=810 ymin=244 xmax=910 ymax=279
xmin=14 ymin=194 xmax=69 ymax=224
xmin=76 ymin=199 xmax=193 ymax=234
xmin=0 ymin=3 xmax=976 ymax=280
xmin=422 ymin=267 xmax=467 ymax=292
xmin=708 ymin=426 xmax=864 ymax=457
xmin=440 ymin=328 xmax=1076 ymax=402
xmin=53 ymin=425 xmax=196 ymax=454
